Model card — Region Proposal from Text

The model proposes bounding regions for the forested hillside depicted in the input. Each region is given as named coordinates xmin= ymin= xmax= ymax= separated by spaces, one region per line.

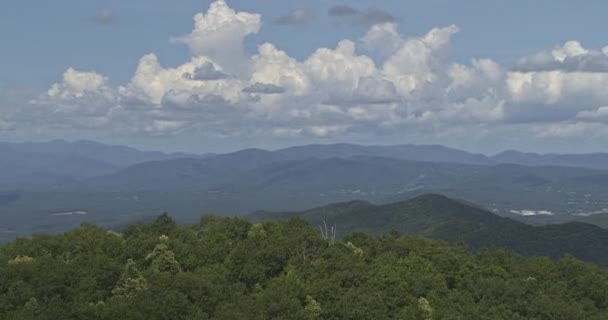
xmin=2 ymin=214 xmax=608 ymax=319
xmin=252 ymin=194 xmax=608 ymax=266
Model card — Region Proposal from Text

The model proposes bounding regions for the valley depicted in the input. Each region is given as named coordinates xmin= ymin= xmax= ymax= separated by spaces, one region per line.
xmin=2 ymin=140 xmax=608 ymax=243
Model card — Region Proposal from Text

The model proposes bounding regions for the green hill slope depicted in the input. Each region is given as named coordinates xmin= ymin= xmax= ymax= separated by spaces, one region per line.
xmin=251 ymin=194 xmax=608 ymax=266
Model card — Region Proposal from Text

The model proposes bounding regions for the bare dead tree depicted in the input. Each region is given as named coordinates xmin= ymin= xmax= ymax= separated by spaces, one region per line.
xmin=319 ymin=220 xmax=337 ymax=245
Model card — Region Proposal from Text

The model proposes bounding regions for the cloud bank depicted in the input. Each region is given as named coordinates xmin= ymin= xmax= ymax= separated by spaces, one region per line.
xmin=3 ymin=0 xmax=608 ymax=151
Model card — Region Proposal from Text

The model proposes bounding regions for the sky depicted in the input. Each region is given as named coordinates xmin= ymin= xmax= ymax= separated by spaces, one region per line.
xmin=1 ymin=0 xmax=608 ymax=154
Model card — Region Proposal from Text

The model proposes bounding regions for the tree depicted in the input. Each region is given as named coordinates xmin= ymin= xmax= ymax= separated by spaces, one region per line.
xmin=304 ymin=295 xmax=322 ymax=320
xmin=147 ymin=243 xmax=181 ymax=274
xmin=417 ymin=297 xmax=433 ymax=320
xmin=150 ymin=213 xmax=177 ymax=235
xmin=112 ymin=259 xmax=148 ymax=298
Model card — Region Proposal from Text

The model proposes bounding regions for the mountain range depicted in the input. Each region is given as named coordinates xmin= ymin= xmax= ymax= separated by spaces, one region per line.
xmin=3 ymin=140 xmax=608 ymax=182
xmin=0 ymin=140 xmax=207 ymax=189
xmin=65 ymin=150 xmax=608 ymax=220
xmin=2 ymin=139 xmax=608 ymax=243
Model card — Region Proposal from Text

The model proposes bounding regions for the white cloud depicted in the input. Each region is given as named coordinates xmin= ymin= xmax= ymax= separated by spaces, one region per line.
xmin=2 ymin=0 xmax=606 ymax=150
xmin=242 ymin=83 xmax=286 ymax=94
xmin=325 ymin=77 xmax=400 ymax=106
xmin=503 ymin=41 xmax=608 ymax=124
xmin=514 ymin=41 xmax=608 ymax=73
xmin=47 ymin=68 xmax=110 ymax=99
xmin=577 ymin=106 xmax=608 ymax=122
xmin=361 ymin=23 xmax=402 ymax=58
xmin=448 ymin=59 xmax=504 ymax=96
xmin=534 ymin=122 xmax=590 ymax=138
xmin=121 ymin=54 xmax=242 ymax=105
xmin=250 ymin=43 xmax=311 ymax=95
xmin=304 ymin=40 xmax=377 ymax=93
xmin=170 ymin=0 xmax=260 ymax=73
xmin=382 ymin=25 xmax=459 ymax=97
xmin=506 ymin=71 xmax=608 ymax=108
xmin=183 ymin=62 xmax=228 ymax=81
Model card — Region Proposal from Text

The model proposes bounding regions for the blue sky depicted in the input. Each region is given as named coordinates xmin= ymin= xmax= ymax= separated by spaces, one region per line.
xmin=3 ymin=0 xmax=605 ymax=88
xmin=1 ymin=0 xmax=608 ymax=153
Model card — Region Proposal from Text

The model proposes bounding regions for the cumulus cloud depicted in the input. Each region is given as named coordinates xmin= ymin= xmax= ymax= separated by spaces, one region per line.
xmin=242 ymin=83 xmax=286 ymax=94
xmin=577 ymin=106 xmax=608 ymax=122
xmin=170 ymin=0 xmax=261 ymax=73
xmin=514 ymin=41 xmax=608 ymax=73
xmin=121 ymin=54 xmax=242 ymax=105
xmin=47 ymin=68 xmax=111 ymax=99
xmin=325 ymin=77 xmax=400 ymax=106
xmin=27 ymin=70 xmax=119 ymax=131
xmin=182 ymin=62 xmax=228 ymax=80
xmin=361 ymin=23 xmax=402 ymax=57
xmin=499 ymin=41 xmax=608 ymax=126
xmin=274 ymin=8 xmax=313 ymax=25
xmin=3 ymin=0 xmax=607 ymax=149
xmin=533 ymin=122 xmax=591 ymax=138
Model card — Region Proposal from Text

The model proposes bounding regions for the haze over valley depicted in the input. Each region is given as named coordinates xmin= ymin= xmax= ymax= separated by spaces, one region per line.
xmin=2 ymin=139 xmax=608 ymax=243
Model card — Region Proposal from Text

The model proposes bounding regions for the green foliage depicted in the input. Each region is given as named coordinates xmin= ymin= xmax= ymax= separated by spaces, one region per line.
xmin=252 ymin=194 xmax=608 ymax=266
xmin=112 ymin=259 xmax=148 ymax=298
xmin=150 ymin=213 xmax=176 ymax=235
xmin=304 ymin=295 xmax=322 ymax=320
xmin=248 ymin=223 xmax=267 ymax=241
xmin=344 ymin=241 xmax=364 ymax=258
xmin=147 ymin=243 xmax=181 ymax=274
xmin=7 ymin=255 xmax=34 ymax=265
xmin=1 ymin=213 xmax=608 ymax=319
xmin=417 ymin=297 xmax=433 ymax=320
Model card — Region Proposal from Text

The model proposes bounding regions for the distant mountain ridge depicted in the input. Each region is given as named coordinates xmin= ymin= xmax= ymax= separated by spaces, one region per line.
xmin=4 ymin=139 xmax=203 ymax=167
xmin=0 ymin=140 xmax=208 ymax=190
xmin=0 ymin=143 xmax=118 ymax=190
xmin=272 ymin=143 xmax=493 ymax=165
xmin=250 ymin=194 xmax=608 ymax=266
xmin=269 ymin=143 xmax=608 ymax=170
xmin=4 ymin=139 xmax=608 ymax=171
xmin=493 ymin=150 xmax=608 ymax=170
xmin=72 ymin=142 xmax=608 ymax=193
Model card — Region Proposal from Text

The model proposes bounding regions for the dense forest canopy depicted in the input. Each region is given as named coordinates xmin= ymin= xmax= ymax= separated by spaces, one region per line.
xmin=1 ymin=213 xmax=608 ymax=319
xmin=252 ymin=194 xmax=608 ymax=266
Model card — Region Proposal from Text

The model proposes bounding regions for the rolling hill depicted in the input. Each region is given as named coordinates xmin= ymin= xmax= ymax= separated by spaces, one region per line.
xmin=251 ymin=194 xmax=608 ymax=266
